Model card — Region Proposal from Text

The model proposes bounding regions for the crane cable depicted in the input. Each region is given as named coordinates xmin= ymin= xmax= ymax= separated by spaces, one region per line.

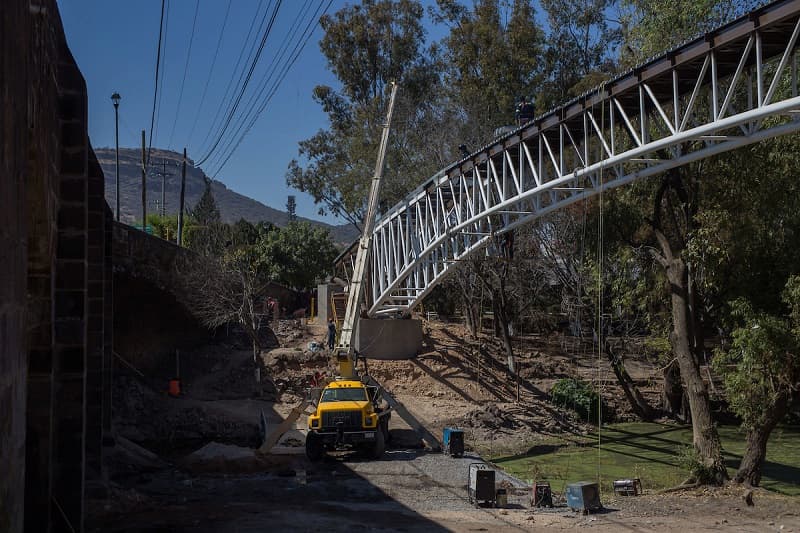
xmin=595 ymin=81 xmax=607 ymax=486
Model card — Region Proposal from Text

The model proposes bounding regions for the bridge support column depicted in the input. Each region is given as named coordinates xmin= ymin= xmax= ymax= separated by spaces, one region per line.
xmin=355 ymin=319 xmax=423 ymax=360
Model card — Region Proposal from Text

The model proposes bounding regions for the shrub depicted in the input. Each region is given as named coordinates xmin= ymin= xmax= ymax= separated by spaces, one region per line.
xmin=550 ymin=378 xmax=609 ymax=423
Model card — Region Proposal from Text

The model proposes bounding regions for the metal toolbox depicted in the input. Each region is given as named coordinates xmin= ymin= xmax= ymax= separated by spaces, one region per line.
xmin=468 ymin=463 xmax=496 ymax=507
xmin=442 ymin=427 xmax=464 ymax=457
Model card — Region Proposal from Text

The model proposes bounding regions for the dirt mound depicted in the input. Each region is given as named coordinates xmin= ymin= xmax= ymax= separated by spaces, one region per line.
xmin=461 ymin=403 xmax=520 ymax=430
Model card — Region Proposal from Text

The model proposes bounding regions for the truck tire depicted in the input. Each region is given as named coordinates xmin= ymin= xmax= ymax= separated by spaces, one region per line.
xmin=305 ymin=432 xmax=324 ymax=461
xmin=369 ymin=427 xmax=385 ymax=459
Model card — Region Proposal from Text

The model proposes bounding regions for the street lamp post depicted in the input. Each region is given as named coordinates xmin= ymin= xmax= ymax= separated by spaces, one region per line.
xmin=111 ymin=92 xmax=121 ymax=221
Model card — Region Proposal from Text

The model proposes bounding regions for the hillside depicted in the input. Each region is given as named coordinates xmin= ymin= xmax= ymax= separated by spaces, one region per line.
xmin=94 ymin=147 xmax=358 ymax=245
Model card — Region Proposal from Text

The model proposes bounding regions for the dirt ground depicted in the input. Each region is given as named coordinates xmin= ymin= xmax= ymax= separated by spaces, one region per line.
xmin=91 ymin=317 xmax=800 ymax=532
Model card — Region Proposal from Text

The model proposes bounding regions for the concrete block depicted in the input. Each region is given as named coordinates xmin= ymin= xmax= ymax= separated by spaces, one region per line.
xmin=355 ymin=318 xmax=422 ymax=360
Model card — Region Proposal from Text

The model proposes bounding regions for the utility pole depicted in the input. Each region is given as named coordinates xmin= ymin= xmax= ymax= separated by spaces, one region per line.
xmin=141 ymin=130 xmax=147 ymax=233
xmin=111 ymin=92 xmax=121 ymax=221
xmin=155 ymin=158 xmax=174 ymax=217
xmin=178 ymin=148 xmax=187 ymax=246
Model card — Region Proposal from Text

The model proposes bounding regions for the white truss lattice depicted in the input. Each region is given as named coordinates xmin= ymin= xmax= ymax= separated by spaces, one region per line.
xmin=356 ymin=0 xmax=800 ymax=317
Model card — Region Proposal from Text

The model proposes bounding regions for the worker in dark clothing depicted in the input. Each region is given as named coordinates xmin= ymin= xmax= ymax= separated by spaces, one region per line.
xmin=327 ymin=318 xmax=336 ymax=350
xmin=515 ymin=96 xmax=525 ymax=124
xmin=458 ymin=144 xmax=470 ymax=159
xmin=515 ymin=96 xmax=535 ymax=126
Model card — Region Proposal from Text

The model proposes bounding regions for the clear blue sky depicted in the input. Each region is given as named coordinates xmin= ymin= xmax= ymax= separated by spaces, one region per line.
xmin=57 ymin=0 xmax=448 ymax=225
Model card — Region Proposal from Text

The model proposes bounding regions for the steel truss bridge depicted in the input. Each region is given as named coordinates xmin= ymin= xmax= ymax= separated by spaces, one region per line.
xmin=337 ymin=0 xmax=800 ymax=318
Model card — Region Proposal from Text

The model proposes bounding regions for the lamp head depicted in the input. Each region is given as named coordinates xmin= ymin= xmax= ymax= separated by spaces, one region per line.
xmin=111 ymin=92 xmax=121 ymax=107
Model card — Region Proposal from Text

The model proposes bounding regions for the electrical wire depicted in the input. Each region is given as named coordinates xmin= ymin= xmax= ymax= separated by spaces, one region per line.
xmin=206 ymin=0 xmax=319 ymax=173
xmin=167 ymin=0 xmax=200 ymax=150
xmin=146 ymin=0 xmax=167 ymax=169
xmin=209 ymin=0 xmax=332 ymax=177
xmin=151 ymin=0 xmax=170 ymax=164
xmin=195 ymin=0 xmax=270 ymax=159
xmin=195 ymin=0 xmax=283 ymax=165
xmin=186 ymin=0 xmax=232 ymax=145
xmin=204 ymin=0 xmax=314 ymax=171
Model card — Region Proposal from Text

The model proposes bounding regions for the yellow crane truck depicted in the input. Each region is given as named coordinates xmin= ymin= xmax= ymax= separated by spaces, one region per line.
xmin=305 ymin=83 xmax=399 ymax=462
xmin=305 ymin=380 xmax=390 ymax=460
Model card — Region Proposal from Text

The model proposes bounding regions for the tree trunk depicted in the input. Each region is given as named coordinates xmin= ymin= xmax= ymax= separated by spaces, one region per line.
xmin=491 ymin=276 xmax=516 ymax=375
xmin=735 ymin=393 xmax=790 ymax=486
xmin=666 ymin=257 xmax=727 ymax=484
xmin=603 ymin=339 xmax=657 ymax=421
xmin=463 ymin=297 xmax=478 ymax=337
xmin=662 ymin=359 xmax=684 ymax=418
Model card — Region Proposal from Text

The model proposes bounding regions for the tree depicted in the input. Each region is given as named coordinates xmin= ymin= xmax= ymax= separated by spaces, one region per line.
xmin=179 ymin=246 xmax=268 ymax=367
xmin=286 ymin=195 xmax=297 ymax=223
xmin=619 ymin=0 xmax=757 ymax=68
xmin=538 ymin=0 xmax=620 ymax=109
xmin=287 ymin=0 xmax=443 ymax=228
xmin=258 ymin=221 xmax=338 ymax=290
xmin=231 ymin=218 xmax=259 ymax=247
xmin=145 ymin=213 xmax=178 ymax=242
xmin=714 ymin=282 xmax=800 ymax=487
xmin=433 ymin=0 xmax=545 ymax=143
xmin=184 ymin=179 xmax=227 ymax=256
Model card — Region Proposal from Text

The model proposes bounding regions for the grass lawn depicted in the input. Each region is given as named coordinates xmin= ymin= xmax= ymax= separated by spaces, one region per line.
xmin=490 ymin=422 xmax=800 ymax=496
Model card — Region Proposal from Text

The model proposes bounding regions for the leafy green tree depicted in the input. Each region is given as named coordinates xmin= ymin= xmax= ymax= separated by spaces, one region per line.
xmin=619 ymin=0 xmax=757 ymax=68
xmin=714 ymin=280 xmax=800 ymax=486
xmin=538 ymin=0 xmax=620 ymax=109
xmin=287 ymin=0 xmax=443 ymax=229
xmin=231 ymin=218 xmax=259 ymax=248
xmin=145 ymin=213 xmax=179 ymax=242
xmin=433 ymin=0 xmax=544 ymax=143
xmin=286 ymin=195 xmax=297 ymax=223
xmin=258 ymin=222 xmax=338 ymax=290
xmin=183 ymin=179 xmax=227 ymax=256
xmin=596 ymin=0 xmax=768 ymax=485
xmin=191 ymin=178 xmax=221 ymax=225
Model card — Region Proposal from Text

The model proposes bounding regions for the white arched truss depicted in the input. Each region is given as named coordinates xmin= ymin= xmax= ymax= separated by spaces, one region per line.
xmin=342 ymin=0 xmax=800 ymax=317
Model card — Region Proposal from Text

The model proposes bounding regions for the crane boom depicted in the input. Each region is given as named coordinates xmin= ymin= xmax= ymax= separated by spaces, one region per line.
xmin=335 ymin=82 xmax=399 ymax=378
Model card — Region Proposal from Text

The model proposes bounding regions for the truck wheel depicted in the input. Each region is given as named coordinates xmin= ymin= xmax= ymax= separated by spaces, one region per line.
xmin=369 ymin=427 xmax=385 ymax=459
xmin=305 ymin=433 xmax=324 ymax=461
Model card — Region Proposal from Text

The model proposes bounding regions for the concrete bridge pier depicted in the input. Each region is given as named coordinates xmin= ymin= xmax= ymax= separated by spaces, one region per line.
xmin=355 ymin=318 xmax=423 ymax=361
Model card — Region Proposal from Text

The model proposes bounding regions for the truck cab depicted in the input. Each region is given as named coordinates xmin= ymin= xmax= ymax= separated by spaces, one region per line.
xmin=306 ymin=379 xmax=389 ymax=460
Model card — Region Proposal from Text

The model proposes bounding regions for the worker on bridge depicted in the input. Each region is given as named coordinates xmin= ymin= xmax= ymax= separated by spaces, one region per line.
xmin=515 ymin=96 xmax=535 ymax=126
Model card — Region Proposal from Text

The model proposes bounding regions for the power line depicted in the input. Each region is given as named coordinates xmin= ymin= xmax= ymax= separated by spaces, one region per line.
xmin=195 ymin=0 xmax=283 ymax=166
xmin=195 ymin=0 xmax=269 ymax=158
xmin=208 ymin=0 xmax=324 ymax=175
xmin=205 ymin=0 xmax=315 ymax=172
xmin=152 ymin=0 xmax=170 ymax=160
xmin=167 ymin=0 xmax=200 ymax=150
xmin=210 ymin=0 xmax=332 ymax=177
xmin=186 ymin=0 xmax=232 ymax=145
xmin=146 ymin=0 xmax=167 ymax=169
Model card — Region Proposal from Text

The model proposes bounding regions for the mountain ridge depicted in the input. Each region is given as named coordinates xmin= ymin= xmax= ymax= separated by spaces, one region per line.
xmin=94 ymin=147 xmax=358 ymax=245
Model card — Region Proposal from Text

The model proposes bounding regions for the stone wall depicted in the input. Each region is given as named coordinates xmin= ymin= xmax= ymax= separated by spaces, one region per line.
xmin=112 ymin=223 xmax=209 ymax=371
xmin=1 ymin=1 xmax=113 ymax=531
xmin=1 ymin=2 xmax=37 ymax=531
